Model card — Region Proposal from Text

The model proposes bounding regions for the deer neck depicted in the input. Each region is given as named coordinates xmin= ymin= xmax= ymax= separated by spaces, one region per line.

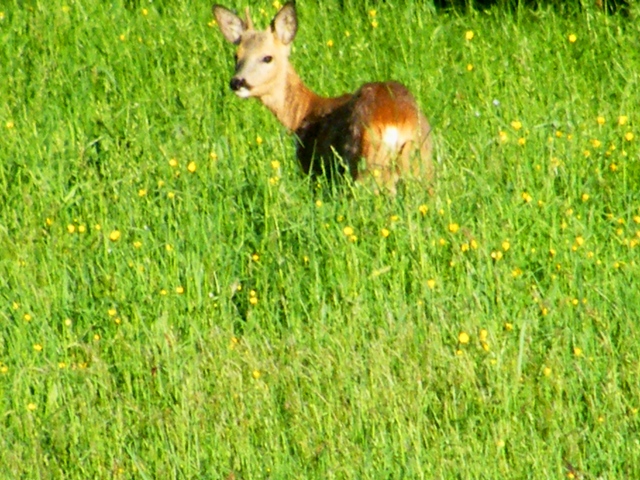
xmin=258 ymin=65 xmax=326 ymax=132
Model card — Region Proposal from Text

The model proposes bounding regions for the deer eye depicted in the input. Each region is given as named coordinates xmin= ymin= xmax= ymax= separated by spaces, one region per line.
xmin=262 ymin=55 xmax=273 ymax=63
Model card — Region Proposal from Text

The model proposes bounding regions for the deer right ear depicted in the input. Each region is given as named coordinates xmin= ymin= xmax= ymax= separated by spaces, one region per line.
xmin=271 ymin=2 xmax=297 ymax=45
xmin=213 ymin=5 xmax=246 ymax=45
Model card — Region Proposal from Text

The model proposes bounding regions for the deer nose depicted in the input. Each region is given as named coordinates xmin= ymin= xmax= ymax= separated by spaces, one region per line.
xmin=229 ymin=77 xmax=248 ymax=91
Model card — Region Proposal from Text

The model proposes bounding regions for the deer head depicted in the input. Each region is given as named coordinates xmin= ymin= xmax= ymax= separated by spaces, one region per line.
xmin=213 ymin=2 xmax=298 ymax=99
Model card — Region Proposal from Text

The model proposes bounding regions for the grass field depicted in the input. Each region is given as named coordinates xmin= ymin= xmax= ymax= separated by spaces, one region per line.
xmin=1 ymin=0 xmax=640 ymax=477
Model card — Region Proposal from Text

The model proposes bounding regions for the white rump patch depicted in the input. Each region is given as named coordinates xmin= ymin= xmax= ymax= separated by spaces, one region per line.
xmin=382 ymin=127 xmax=399 ymax=149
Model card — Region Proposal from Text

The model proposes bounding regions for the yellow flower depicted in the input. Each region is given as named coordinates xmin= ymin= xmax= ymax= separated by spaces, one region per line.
xmin=252 ymin=369 xmax=261 ymax=379
xmin=502 ymin=241 xmax=510 ymax=252
xmin=270 ymin=160 xmax=280 ymax=170
xmin=581 ymin=193 xmax=589 ymax=202
xmin=491 ymin=250 xmax=503 ymax=260
xmin=273 ymin=0 xmax=282 ymax=9
xmin=511 ymin=267 xmax=523 ymax=278
xmin=77 ymin=225 xmax=86 ymax=234
xmin=167 ymin=191 xmax=175 ymax=199
xmin=94 ymin=224 xmax=101 ymax=231
xmin=165 ymin=244 xmax=174 ymax=252
xmin=419 ymin=204 xmax=428 ymax=216
xmin=511 ymin=120 xmax=522 ymax=131
xmin=461 ymin=243 xmax=469 ymax=252
xmin=596 ymin=116 xmax=605 ymax=125
xmin=466 ymin=64 xmax=473 ymax=72
xmin=427 ymin=279 xmax=436 ymax=289
xmin=33 ymin=344 xmax=43 ymax=352
xmin=93 ymin=334 xmax=100 ymax=341
xmin=67 ymin=224 xmax=76 ymax=234
xmin=109 ymin=230 xmax=121 ymax=242
xmin=574 ymin=347 xmax=583 ymax=357
xmin=518 ymin=137 xmax=526 ymax=146
xmin=343 ymin=226 xmax=354 ymax=236
xmin=618 ymin=115 xmax=628 ymax=126
xmin=187 ymin=161 xmax=197 ymax=173
xmin=142 ymin=8 xmax=148 ymax=15
xmin=119 ymin=34 xmax=126 ymax=42
xmin=458 ymin=332 xmax=470 ymax=344
xmin=479 ymin=329 xmax=488 ymax=342
xmin=133 ymin=240 xmax=142 ymax=249
xmin=27 ymin=403 xmax=37 ymax=411
xmin=568 ymin=33 xmax=577 ymax=43
xmin=255 ymin=135 xmax=263 ymax=145
xmin=591 ymin=139 xmax=602 ymax=148
xmin=326 ymin=39 xmax=334 ymax=47
xmin=160 ymin=289 xmax=168 ymax=296
xmin=381 ymin=228 xmax=390 ymax=238
xmin=0 ymin=12 xmax=5 ymax=21
xmin=252 ymin=253 xmax=260 ymax=262
xmin=371 ymin=20 xmax=378 ymax=28
xmin=610 ymin=163 xmax=618 ymax=172
xmin=369 ymin=9 xmax=377 ymax=17
xmin=465 ymin=30 xmax=474 ymax=41
xmin=108 ymin=308 xmax=117 ymax=316
xmin=625 ymin=132 xmax=634 ymax=142
xmin=504 ymin=322 xmax=513 ymax=331
xmin=470 ymin=239 xmax=479 ymax=249
xmin=543 ymin=366 xmax=552 ymax=377
xmin=575 ymin=236 xmax=585 ymax=246
xmin=498 ymin=131 xmax=508 ymax=143
xmin=448 ymin=223 xmax=460 ymax=234
xmin=315 ymin=200 xmax=322 ymax=207
xmin=522 ymin=192 xmax=533 ymax=203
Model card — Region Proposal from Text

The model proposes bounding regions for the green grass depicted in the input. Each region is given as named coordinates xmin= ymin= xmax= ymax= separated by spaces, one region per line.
xmin=1 ymin=0 xmax=640 ymax=477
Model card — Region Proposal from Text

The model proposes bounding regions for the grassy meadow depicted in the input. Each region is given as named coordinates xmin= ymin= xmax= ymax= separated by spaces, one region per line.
xmin=1 ymin=0 xmax=640 ymax=477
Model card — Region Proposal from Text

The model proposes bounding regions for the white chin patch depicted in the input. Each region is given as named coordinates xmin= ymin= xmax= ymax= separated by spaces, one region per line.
xmin=235 ymin=88 xmax=251 ymax=98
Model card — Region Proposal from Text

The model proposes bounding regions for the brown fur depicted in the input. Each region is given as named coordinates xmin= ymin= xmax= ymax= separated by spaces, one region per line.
xmin=213 ymin=2 xmax=433 ymax=192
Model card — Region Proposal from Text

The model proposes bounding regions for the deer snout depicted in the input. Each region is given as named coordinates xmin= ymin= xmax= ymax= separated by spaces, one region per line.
xmin=229 ymin=77 xmax=249 ymax=92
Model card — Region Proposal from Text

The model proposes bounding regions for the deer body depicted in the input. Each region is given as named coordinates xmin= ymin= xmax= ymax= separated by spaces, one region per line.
xmin=213 ymin=2 xmax=433 ymax=191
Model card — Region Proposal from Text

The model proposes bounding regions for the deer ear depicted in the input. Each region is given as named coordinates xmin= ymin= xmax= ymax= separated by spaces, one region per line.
xmin=271 ymin=2 xmax=297 ymax=45
xmin=213 ymin=5 xmax=247 ymax=45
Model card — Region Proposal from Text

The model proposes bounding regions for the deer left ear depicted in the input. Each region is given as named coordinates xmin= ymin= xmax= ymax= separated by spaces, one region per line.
xmin=271 ymin=2 xmax=297 ymax=45
xmin=213 ymin=5 xmax=247 ymax=45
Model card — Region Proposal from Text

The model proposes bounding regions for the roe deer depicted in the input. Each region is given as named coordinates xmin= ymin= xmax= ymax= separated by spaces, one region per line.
xmin=212 ymin=2 xmax=433 ymax=193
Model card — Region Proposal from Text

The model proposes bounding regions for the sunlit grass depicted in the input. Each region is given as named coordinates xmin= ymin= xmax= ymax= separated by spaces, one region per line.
xmin=1 ymin=0 xmax=640 ymax=477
